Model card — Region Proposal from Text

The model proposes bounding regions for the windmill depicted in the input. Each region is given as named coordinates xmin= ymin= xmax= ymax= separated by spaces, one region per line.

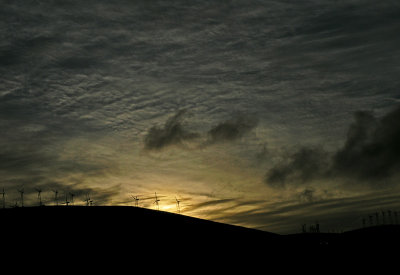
xmin=369 ymin=215 xmax=373 ymax=226
xmin=69 ymin=192 xmax=75 ymax=206
xmin=17 ymin=188 xmax=24 ymax=207
xmin=84 ymin=193 xmax=91 ymax=206
xmin=382 ymin=211 xmax=386 ymax=224
xmin=1 ymin=188 xmax=5 ymax=209
xmin=35 ymin=188 xmax=43 ymax=206
xmin=395 ymin=211 xmax=398 ymax=224
xmin=53 ymin=190 xmax=59 ymax=206
xmin=64 ymin=193 xmax=70 ymax=206
xmin=131 ymin=195 xmax=139 ymax=207
xmin=175 ymin=196 xmax=181 ymax=214
xmin=388 ymin=210 xmax=393 ymax=224
xmin=375 ymin=212 xmax=379 ymax=225
xmin=154 ymin=192 xmax=160 ymax=210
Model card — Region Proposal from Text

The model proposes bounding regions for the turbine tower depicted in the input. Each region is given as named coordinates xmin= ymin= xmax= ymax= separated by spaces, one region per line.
xmin=17 ymin=188 xmax=24 ymax=207
xmin=154 ymin=192 xmax=160 ymax=210
xmin=1 ymin=188 xmax=5 ymax=209
xmin=53 ymin=190 xmax=59 ymax=206
xmin=388 ymin=210 xmax=393 ymax=224
xmin=175 ymin=196 xmax=181 ymax=214
xmin=131 ymin=195 xmax=139 ymax=207
xmin=35 ymin=188 xmax=43 ymax=206
xmin=84 ymin=193 xmax=91 ymax=206
xmin=69 ymin=192 xmax=75 ymax=206
xmin=64 ymin=193 xmax=70 ymax=206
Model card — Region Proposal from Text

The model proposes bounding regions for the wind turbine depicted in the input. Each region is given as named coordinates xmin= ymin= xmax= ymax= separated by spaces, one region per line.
xmin=17 ymin=188 xmax=24 ymax=207
xmin=1 ymin=188 xmax=5 ymax=209
xmin=154 ymin=192 xmax=160 ymax=210
xmin=52 ymin=190 xmax=59 ymax=206
xmin=69 ymin=192 xmax=75 ymax=206
xmin=84 ymin=194 xmax=91 ymax=206
xmin=64 ymin=193 xmax=70 ymax=206
xmin=175 ymin=196 xmax=181 ymax=214
xmin=35 ymin=188 xmax=43 ymax=206
xmin=131 ymin=195 xmax=139 ymax=207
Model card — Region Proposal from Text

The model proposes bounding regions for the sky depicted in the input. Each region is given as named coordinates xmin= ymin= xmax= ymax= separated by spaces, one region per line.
xmin=1 ymin=0 xmax=400 ymax=234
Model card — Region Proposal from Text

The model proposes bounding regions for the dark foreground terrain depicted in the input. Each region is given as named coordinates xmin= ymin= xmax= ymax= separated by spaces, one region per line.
xmin=1 ymin=206 xmax=399 ymax=262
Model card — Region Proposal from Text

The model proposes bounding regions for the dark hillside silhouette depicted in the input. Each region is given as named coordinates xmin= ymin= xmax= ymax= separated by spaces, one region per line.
xmin=1 ymin=206 xmax=400 ymax=262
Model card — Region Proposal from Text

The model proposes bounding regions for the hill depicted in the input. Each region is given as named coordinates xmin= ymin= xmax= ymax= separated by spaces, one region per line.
xmin=0 ymin=206 xmax=280 ymax=252
xmin=1 ymin=206 xmax=400 ymax=260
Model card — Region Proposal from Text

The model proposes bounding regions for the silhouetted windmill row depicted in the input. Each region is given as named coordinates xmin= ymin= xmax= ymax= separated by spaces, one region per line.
xmin=83 ymin=193 xmax=94 ymax=206
xmin=301 ymin=222 xmax=320 ymax=233
xmin=361 ymin=210 xmax=399 ymax=228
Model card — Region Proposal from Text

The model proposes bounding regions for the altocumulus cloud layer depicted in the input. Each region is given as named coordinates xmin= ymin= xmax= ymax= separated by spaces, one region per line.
xmin=1 ymin=0 xmax=400 ymax=233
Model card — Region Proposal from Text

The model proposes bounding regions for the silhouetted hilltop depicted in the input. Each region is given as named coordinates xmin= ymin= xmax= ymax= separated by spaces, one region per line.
xmin=1 ymin=206 xmax=399 ymax=257
xmin=0 ymin=206 xmax=280 ymax=252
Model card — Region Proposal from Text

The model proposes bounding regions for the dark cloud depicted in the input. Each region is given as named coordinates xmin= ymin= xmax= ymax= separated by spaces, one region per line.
xmin=265 ymin=105 xmax=400 ymax=188
xmin=207 ymin=115 xmax=258 ymax=144
xmin=144 ymin=110 xmax=199 ymax=150
xmin=144 ymin=112 xmax=258 ymax=150
xmin=265 ymin=146 xmax=330 ymax=188
xmin=333 ymin=106 xmax=400 ymax=181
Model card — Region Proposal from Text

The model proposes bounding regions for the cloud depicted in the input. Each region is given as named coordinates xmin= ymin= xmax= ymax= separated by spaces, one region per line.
xmin=144 ymin=110 xmax=199 ymax=150
xmin=144 ymin=112 xmax=259 ymax=150
xmin=265 ymin=146 xmax=330 ymax=188
xmin=265 ymin=105 xmax=400 ymax=188
xmin=332 ymin=107 xmax=400 ymax=181
xmin=207 ymin=115 xmax=258 ymax=144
